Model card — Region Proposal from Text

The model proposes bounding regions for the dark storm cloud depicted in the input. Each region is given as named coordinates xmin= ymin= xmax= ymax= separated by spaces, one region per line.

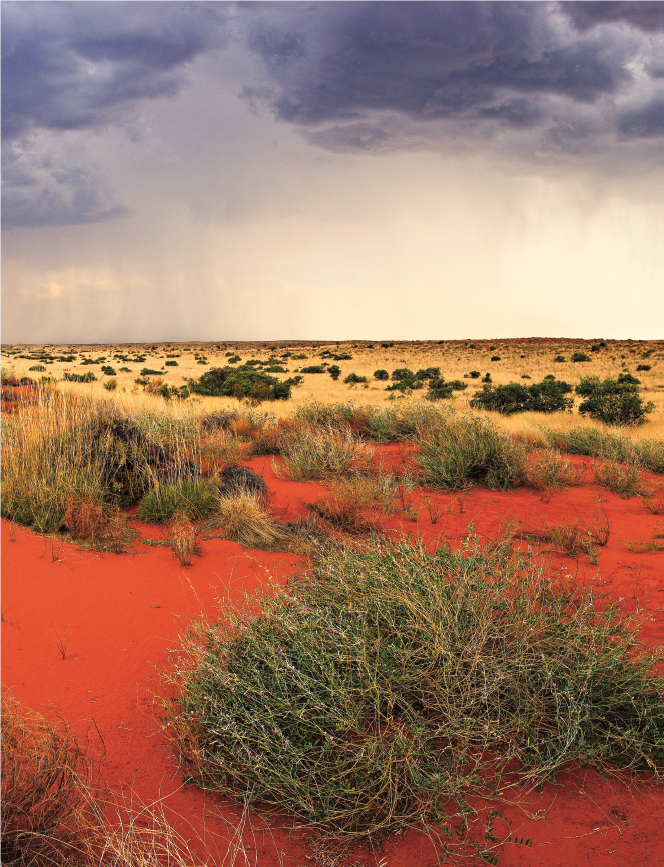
xmin=619 ymin=96 xmax=664 ymax=138
xmin=1 ymin=1 xmax=228 ymax=140
xmin=241 ymin=1 xmax=663 ymax=158
xmin=2 ymin=1 xmax=228 ymax=226
xmin=564 ymin=2 xmax=664 ymax=33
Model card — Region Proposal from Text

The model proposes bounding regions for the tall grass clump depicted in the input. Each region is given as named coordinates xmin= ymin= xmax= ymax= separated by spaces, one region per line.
xmin=292 ymin=400 xmax=449 ymax=443
xmin=1 ymin=387 xmax=206 ymax=534
xmin=166 ymin=537 xmax=661 ymax=857
xmin=417 ymin=413 xmax=527 ymax=490
xmin=277 ymin=426 xmax=374 ymax=480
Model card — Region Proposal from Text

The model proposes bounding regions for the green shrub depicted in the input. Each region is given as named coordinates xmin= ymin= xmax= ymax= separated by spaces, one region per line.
xmin=391 ymin=368 xmax=414 ymax=381
xmin=300 ymin=365 xmax=326 ymax=374
xmin=165 ymin=360 xmax=179 ymax=367
xmin=373 ymin=369 xmax=389 ymax=381
xmin=137 ymin=480 xmax=217 ymax=524
xmin=343 ymin=373 xmax=367 ymax=384
xmin=553 ymin=355 xmax=566 ymax=363
xmin=576 ymin=374 xmax=654 ymax=425
xmin=328 ymin=365 xmax=341 ymax=380
xmin=140 ymin=368 xmax=163 ymax=376
xmin=481 ymin=373 xmax=492 ymax=383
xmin=190 ymin=366 xmax=295 ymax=401
xmin=414 ymin=367 xmax=440 ymax=380
xmin=101 ymin=366 xmax=117 ymax=376
xmin=278 ymin=428 xmax=374 ymax=480
xmin=425 ymin=377 xmax=468 ymax=401
xmin=469 ymin=370 xmax=480 ymax=378
xmin=636 ymin=364 xmax=651 ymax=372
xmin=28 ymin=365 xmax=46 ymax=372
xmin=169 ymin=537 xmax=660 ymax=852
xmin=572 ymin=352 xmax=591 ymax=362
xmin=490 ymin=355 xmax=501 ymax=362
xmin=470 ymin=379 xmax=573 ymax=415
xmin=416 ymin=412 xmax=526 ymax=490
xmin=63 ymin=371 xmax=97 ymax=383
xmin=592 ymin=459 xmax=648 ymax=497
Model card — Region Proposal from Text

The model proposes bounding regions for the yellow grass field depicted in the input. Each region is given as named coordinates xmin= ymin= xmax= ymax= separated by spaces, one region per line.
xmin=2 ymin=337 xmax=663 ymax=443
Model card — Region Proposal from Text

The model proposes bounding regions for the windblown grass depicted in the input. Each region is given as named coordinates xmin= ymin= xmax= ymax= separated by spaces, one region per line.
xmin=165 ymin=537 xmax=662 ymax=858
xmin=1 ymin=692 xmax=200 ymax=867
xmin=276 ymin=426 xmax=374 ymax=481
xmin=137 ymin=480 xmax=217 ymax=524
xmin=204 ymin=490 xmax=285 ymax=549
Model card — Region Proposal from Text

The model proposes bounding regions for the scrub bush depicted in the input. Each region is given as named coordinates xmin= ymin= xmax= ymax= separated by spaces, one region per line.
xmin=576 ymin=374 xmax=654 ymax=426
xmin=470 ymin=379 xmax=573 ymax=415
xmin=343 ymin=373 xmax=368 ymax=384
xmin=572 ymin=352 xmax=591 ymax=362
xmin=373 ymin=369 xmax=389 ymax=381
xmin=328 ymin=365 xmax=341 ymax=380
xmin=190 ymin=365 xmax=296 ymax=401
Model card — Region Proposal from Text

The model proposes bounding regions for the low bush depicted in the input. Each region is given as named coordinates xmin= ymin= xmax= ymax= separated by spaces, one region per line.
xmin=373 ymin=369 xmax=389 ymax=380
xmin=101 ymin=366 xmax=117 ymax=376
xmin=553 ymin=355 xmax=566 ymax=363
xmin=576 ymin=374 xmax=654 ymax=426
xmin=190 ymin=365 xmax=296 ymax=401
xmin=102 ymin=378 xmax=118 ymax=391
xmin=167 ymin=537 xmax=661 ymax=854
xmin=63 ymin=371 xmax=97 ymax=383
xmin=425 ymin=377 xmax=467 ymax=401
xmin=470 ymin=379 xmax=573 ymax=415
xmin=343 ymin=372 xmax=368 ymax=384
xmin=165 ymin=360 xmax=178 ymax=366
xmin=491 ymin=355 xmax=501 ymax=362
xmin=328 ymin=365 xmax=341 ymax=380
xmin=469 ymin=370 xmax=481 ymax=378
xmin=137 ymin=480 xmax=217 ymax=524
xmin=140 ymin=368 xmax=163 ymax=376
xmin=636 ymin=364 xmax=651 ymax=372
xmin=29 ymin=364 xmax=46 ymax=372
xmin=572 ymin=352 xmax=591 ymax=362
xmin=416 ymin=412 xmax=526 ymax=490
xmin=300 ymin=365 xmax=326 ymax=374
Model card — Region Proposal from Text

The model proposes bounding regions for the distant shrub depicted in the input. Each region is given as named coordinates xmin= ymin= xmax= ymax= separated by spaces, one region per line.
xmin=226 ymin=355 xmax=241 ymax=364
xmin=140 ymin=368 xmax=162 ymax=376
xmin=264 ymin=365 xmax=288 ymax=373
xmin=165 ymin=360 xmax=178 ymax=367
xmin=553 ymin=355 xmax=566 ymax=363
xmin=572 ymin=352 xmax=591 ymax=362
xmin=101 ymin=366 xmax=117 ymax=376
xmin=63 ymin=371 xmax=97 ymax=383
xmin=415 ymin=367 xmax=440 ymax=380
xmin=300 ymin=365 xmax=326 ymax=374
xmin=28 ymin=365 xmax=46 ymax=372
xmin=481 ymin=373 xmax=492 ymax=383
xmin=469 ymin=370 xmax=481 ymax=378
xmin=576 ymin=374 xmax=654 ymax=426
xmin=490 ymin=355 xmax=501 ymax=362
xmin=426 ymin=377 xmax=468 ymax=401
xmin=391 ymin=368 xmax=414 ymax=381
xmin=344 ymin=373 xmax=368 ymax=384
xmin=119 ymin=367 xmax=131 ymax=373
xmin=636 ymin=364 xmax=651 ymax=372
xmin=470 ymin=379 xmax=573 ymax=415
xmin=190 ymin=365 xmax=296 ymax=402
xmin=328 ymin=365 xmax=341 ymax=380
xmin=103 ymin=378 xmax=118 ymax=391
xmin=374 ymin=369 xmax=389 ymax=380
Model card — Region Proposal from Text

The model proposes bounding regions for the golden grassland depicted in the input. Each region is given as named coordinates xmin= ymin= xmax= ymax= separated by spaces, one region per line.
xmin=3 ymin=337 xmax=663 ymax=443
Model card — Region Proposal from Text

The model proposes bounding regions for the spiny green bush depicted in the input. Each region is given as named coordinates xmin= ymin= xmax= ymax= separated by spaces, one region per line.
xmin=167 ymin=537 xmax=661 ymax=854
xmin=425 ymin=377 xmax=468 ymax=401
xmin=417 ymin=413 xmax=527 ymax=490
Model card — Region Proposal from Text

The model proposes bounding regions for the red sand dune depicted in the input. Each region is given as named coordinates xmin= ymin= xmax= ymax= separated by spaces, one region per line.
xmin=2 ymin=450 xmax=663 ymax=866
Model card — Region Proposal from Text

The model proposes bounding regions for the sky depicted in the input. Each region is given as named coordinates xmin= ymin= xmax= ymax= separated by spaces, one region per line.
xmin=2 ymin=1 xmax=664 ymax=344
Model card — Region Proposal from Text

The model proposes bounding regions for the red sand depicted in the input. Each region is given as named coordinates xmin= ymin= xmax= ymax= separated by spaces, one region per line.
xmin=2 ymin=450 xmax=663 ymax=866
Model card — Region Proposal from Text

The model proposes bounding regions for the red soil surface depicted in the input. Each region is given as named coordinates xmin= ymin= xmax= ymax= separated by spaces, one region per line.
xmin=2 ymin=449 xmax=663 ymax=866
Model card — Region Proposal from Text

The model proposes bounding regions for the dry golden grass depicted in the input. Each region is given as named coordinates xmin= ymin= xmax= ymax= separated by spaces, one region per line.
xmin=205 ymin=490 xmax=285 ymax=549
xmin=1 ymin=692 xmax=202 ymax=867
xmin=167 ymin=511 xmax=199 ymax=566
xmin=3 ymin=338 xmax=663 ymax=447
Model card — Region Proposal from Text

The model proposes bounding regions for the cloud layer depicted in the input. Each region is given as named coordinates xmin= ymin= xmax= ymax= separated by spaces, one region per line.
xmin=3 ymin=1 xmax=663 ymax=227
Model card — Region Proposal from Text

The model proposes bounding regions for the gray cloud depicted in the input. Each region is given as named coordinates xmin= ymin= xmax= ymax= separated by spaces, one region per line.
xmin=564 ymin=2 xmax=664 ymax=33
xmin=2 ymin=1 xmax=228 ymax=226
xmin=240 ymin=1 xmax=663 ymax=160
